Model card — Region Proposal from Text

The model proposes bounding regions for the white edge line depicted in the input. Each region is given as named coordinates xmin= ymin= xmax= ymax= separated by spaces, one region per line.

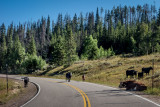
xmin=109 ymin=86 xmax=160 ymax=107
xmin=85 ymin=82 xmax=160 ymax=107
xmin=24 ymin=78 xmax=160 ymax=107
xmin=125 ymin=91 xmax=160 ymax=107
xmin=53 ymin=79 xmax=160 ymax=107
xmin=20 ymin=81 xmax=41 ymax=107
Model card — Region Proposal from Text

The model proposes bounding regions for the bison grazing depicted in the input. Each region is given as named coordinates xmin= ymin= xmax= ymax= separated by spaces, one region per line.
xmin=138 ymin=72 xmax=144 ymax=79
xmin=126 ymin=70 xmax=137 ymax=78
xmin=142 ymin=67 xmax=153 ymax=75
xmin=119 ymin=80 xmax=147 ymax=91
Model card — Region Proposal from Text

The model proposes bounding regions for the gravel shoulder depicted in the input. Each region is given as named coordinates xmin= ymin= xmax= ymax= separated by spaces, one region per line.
xmin=0 ymin=79 xmax=37 ymax=107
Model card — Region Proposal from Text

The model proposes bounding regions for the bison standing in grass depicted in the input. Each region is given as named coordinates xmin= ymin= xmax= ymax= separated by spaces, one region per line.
xmin=142 ymin=67 xmax=153 ymax=75
xmin=138 ymin=72 xmax=144 ymax=79
xmin=119 ymin=80 xmax=147 ymax=91
xmin=126 ymin=70 xmax=137 ymax=78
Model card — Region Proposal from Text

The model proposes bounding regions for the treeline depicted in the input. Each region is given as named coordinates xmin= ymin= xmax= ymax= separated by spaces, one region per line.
xmin=0 ymin=4 xmax=160 ymax=74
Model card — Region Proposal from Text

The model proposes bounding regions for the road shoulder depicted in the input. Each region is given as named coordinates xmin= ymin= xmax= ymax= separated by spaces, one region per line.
xmin=0 ymin=79 xmax=37 ymax=107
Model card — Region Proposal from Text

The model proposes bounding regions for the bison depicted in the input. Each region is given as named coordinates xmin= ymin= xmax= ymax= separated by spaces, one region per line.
xmin=126 ymin=70 xmax=137 ymax=78
xmin=119 ymin=80 xmax=147 ymax=91
xmin=138 ymin=72 xmax=144 ymax=79
xmin=142 ymin=67 xmax=153 ymax=75
xmin=23 ymin=77 xmax=29 ymax=87
xmin=66 ymin=72 xmax=72 ymax=82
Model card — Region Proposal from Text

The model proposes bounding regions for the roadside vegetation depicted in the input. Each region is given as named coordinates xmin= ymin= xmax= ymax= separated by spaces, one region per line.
xmin=0 ymin=78 xmax=23 ymax=105
xmin=33 ymin=53 xmax=160 ymax=96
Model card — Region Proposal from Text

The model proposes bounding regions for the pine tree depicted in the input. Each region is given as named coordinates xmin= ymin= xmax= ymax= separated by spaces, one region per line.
xmin=72 ymin=13 xmax=78 ymax=33
xmin=6 ymin=25 xmax=14 ymax=70
xmin=81 ymin=35 xmax=99 ymax=60
xmin=28 ymin=35 xmax=37 ymax=55
xmin=46 ymin=15 xmax=51 ymax=43
xmin=157 ymin=8 xmax=160 ymax=26
xmin=65 ymin=25 xmax=77 ymax=65
xmin=51 ymin=36 xmax=66 ymax=65
xmin=13 ymin=34 xmax=25 ymax=73
xmin=0 ymin=23 xmax=7 ymax=71
xmin=95 ymin=7 xmax=100 ymax=33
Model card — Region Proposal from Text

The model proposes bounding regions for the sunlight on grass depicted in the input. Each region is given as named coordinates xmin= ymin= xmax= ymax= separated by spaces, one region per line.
xmin=36 ymin=54 xmax=160 ymax=95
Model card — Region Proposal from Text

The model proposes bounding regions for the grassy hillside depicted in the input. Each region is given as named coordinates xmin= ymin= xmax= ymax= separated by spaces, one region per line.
xmin=34 ymin=53 xmax=160 ymax=95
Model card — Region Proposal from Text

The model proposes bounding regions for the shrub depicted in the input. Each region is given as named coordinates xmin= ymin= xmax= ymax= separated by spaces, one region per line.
xmin=23 ymin=54 xmax=46 ymax=74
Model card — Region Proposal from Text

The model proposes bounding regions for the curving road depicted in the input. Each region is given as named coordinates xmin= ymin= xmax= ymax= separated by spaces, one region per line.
xmin=1 ymin=75 xmax=160 ymax=107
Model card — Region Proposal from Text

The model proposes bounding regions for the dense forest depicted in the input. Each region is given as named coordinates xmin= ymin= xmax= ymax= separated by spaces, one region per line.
xmin=1 ymin=4 xmax=160 ymax=74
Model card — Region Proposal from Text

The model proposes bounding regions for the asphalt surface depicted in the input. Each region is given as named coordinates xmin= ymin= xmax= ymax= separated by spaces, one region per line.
xmin=1 ymin=74 xmax=160 ymax=107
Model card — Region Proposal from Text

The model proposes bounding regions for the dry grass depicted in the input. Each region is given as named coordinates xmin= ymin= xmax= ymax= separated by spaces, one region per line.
xmin=36 ymin=53 xmax=160 ymax=95
xmin=0 ymin=78 xmax=22 ymax=105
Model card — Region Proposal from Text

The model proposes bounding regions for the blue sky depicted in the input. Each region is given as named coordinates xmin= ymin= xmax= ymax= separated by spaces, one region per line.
xmin=0 ymin=0 xmax=159 ymax=27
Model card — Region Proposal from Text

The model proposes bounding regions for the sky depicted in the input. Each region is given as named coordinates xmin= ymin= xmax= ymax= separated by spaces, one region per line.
xmin=0 ymin=0 xmax=160 ymax=27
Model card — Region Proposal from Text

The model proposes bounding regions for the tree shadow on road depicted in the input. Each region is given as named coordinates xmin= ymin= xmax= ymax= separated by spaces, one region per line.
xmin=86 ymin=89 xmax=134 ymax=97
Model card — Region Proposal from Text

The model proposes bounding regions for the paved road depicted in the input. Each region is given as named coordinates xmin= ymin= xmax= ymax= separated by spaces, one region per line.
xmin=1 ymin=75 xmax=160 ymax=107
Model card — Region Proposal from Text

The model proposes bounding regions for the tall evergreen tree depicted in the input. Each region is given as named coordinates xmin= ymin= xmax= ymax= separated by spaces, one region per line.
xmin=51 ymin=36 xmax=66 ymax=65
xmin=157 ymin=8 xmax=160 ymax=26
xmin=65 ymin=25 xmax=77 ymax=65
xmin=12 ymin=34 xmax=25 ymax=73
xmin=28 ymin=35 xmax=37 ymax=55
xmin=6 ymin=25 xmax=14 ymax=70
xmin=95 ymin=7 xmax=100 ymax=33
xmin=0 ymin=23 xmax=7 ymax=71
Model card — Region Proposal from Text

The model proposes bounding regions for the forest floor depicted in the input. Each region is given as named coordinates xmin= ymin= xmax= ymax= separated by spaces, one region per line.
xmin=0 ymin=77 xmax=37 ymax=107
xmin=33 ymin=53 xmax=160 ymax=104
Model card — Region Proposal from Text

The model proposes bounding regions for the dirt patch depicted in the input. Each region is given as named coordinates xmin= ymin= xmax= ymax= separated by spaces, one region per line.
xmin=0 ymin=79 xmax=37 ymax=107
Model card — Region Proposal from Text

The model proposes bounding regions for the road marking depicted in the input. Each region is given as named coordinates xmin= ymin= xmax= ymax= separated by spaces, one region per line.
xmin=63 ymin=83 xmax=87 ymax=107
xmin=66 ymin=84 xmax=91 ymax=107
xmin=47 ymin=79 xmax=91 ymax=107
xmin=125 ymin=91 xmax=160 ymax=107
xmin=20 ymin=81 xmax=41 ymax=107
xmin=85 ymin=82 xmax=160 ymax=107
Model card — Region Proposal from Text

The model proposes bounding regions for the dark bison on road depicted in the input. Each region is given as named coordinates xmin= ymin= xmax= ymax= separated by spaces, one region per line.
xmin=119 ymin=80 xmax=147 ymax=91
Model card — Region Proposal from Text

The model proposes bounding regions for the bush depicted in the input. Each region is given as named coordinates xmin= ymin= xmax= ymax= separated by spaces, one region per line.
xmin=23 ymin=54 xmax=46 ymax=74
xmin=81 ymin=35 xmax=100 ymax=60
xmin=98 ymin=46 xmax=115 ymax=58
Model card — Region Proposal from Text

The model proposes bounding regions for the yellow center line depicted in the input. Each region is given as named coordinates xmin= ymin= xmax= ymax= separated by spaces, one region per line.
xmin=62 ymin=83 xmax=87 ymax=107
xmin=75 ymin=87 xmax=91 ymax=107
xmin=45 ymin=79 xmax=91 ymax=107
xmin=67 ymin=84 xmax=91 ymax=107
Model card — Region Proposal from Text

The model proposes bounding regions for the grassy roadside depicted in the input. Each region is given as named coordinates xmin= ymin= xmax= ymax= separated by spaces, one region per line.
xmin=32 ymin=54 xmax=160 ymax=96
xmin=0 ymin=78 xmax=23 ymax=105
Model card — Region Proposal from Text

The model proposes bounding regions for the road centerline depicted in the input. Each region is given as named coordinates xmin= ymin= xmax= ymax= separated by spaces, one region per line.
xmin=45 ymin=79 xmax=91 ymax=107
xmin=63 ymin=83 xmax=87 ymax=107
xmin=65 ymin=84 xmax=91 ymax=107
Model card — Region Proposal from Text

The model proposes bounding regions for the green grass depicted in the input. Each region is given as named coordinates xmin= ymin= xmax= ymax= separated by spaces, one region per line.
xmin=144 ymin=87 xmax=160 ymax=96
